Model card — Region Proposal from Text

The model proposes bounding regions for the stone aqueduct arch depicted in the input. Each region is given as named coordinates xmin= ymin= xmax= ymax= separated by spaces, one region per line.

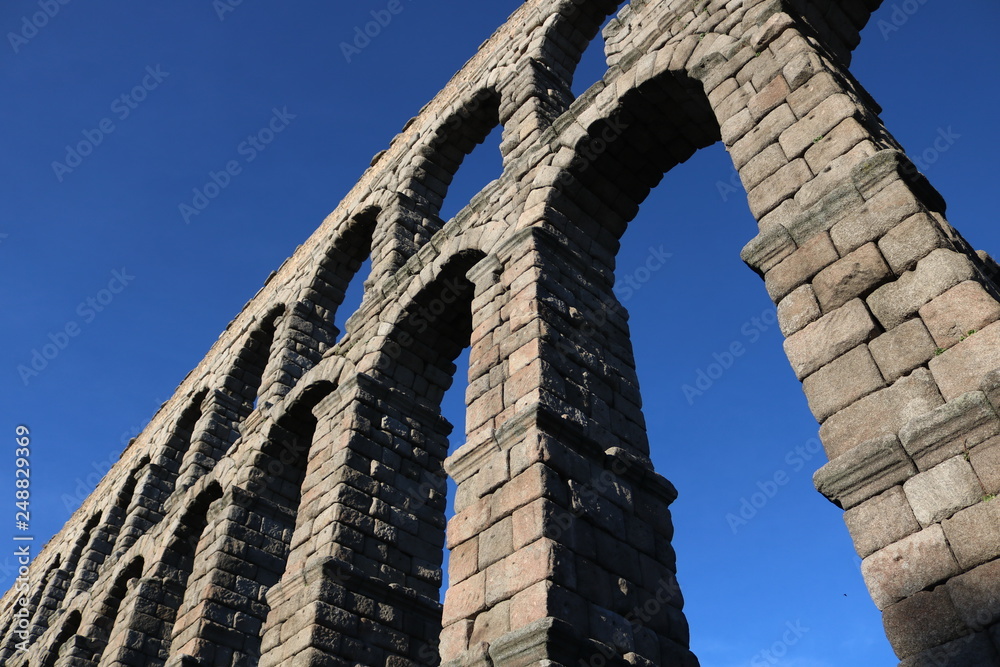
xmin=4 ymin=0 xmax=1000 ymax=664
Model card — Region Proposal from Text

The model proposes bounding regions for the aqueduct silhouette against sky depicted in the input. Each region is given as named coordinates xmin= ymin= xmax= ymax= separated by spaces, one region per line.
xmin=4 ymin=0 xmax=1000 ymax=665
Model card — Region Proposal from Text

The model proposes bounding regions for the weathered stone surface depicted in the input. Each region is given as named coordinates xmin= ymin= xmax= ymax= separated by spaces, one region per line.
xmin=748 ymin=73 xmax=791 ymax=122
xmin=740 ymin=143 xmax=788 ymax=193
xmin=439 ymin=620 xmax=474 ymax=662
xmin=443 ymin=572 xmax=487 ymax=626
xmin=902 ymin=456 xmax=983 ymax=527
xmin=777 ymin=284 xmax=821 ymax=336
xmin=970 ymin=437 xmax=1000 ymax=495
xmin=948 ymin=558 xmax=1000 ymax=629
xmin=850 ymin=150 xmax=946 ymax=214
xmin=450 ymin=538 xmax=480 ymax=585
xmin=748 ymin=11 xmax=796 ymax=50
xmin=479 ymin=517 xmax=513 ymax=570
xmin=817 ymin=368 xmax=942 ymax=459
xmin=811 ymin=243 xmax=892 ymax=312
xmin=485 ymin=539 xmax=575 ymax=607
xmin=794 ymin=141 xmax=876 ymax=211
xmin=920 ymin=281 xmax=1000 ymax=349
xmin=748 ymin=158 xmax=812 ymax=217
xmin=801 ymin=345 xmax=885 ymax=422
xmin=784 ymin=180 xmax=863 ymax=244
xmin=741 ymin=221 xmax=797 ymax=276
xmin=878 ymin=213 xmax=946 ymax=275
xmin=779 ymin=93 xmax=857 ymax=159
xmin=869 ymin=318 xmax=936 ymax=384
xmin=783 ymin=299 xmax=880 ymax=379
xmin=901 ymin=391 xmax=1000 ymax=471
xmin=487 ymin=615 xmax=583 ymax=666
xmin=882 ymin=587 xmax=968 ymax=659
xmin=861 ymin=525 xmax=960 ymax=609
xmin=814 ymin=434 xmax=917 ymax=510
xmin=731 ymin=104 xmax=796 ymax=169
xmin=984 ymin=370 xmax=1000 ymax=412
xmin=804 ymin=116 xmax=870 ymax=174
xmin=830 ymin=180 xmax=923 ymax=255
xmin=898 ymin=633 xmax=1000 ymax=667
xmin=929 ymin=319 xmax=1000 ymax=400
xmin=843 ymin=486 xmax=920 ymax=558
xmin=785 ymin=66 xmax=835 ymax=114
xmin=764 ymin=232 xmax=840 ymax=302
xmin=942 ymin=500 xmax=1000 ymax=570
xmin=472 ymin=608 xmax=514 ymax=657
xmin=867 ymin=249 xmax=977 ymax=330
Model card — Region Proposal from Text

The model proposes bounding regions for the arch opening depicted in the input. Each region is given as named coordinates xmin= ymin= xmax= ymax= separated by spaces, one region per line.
xmin=363 ymin=251 xmax=485 ymax=661
xmin=325 ymin=208 xmax=379 ymax=344
xmin=107 ymin=456 xmax=150 ymax=556
xmin=156 ymin=484 xmax=225 ymax=656
xmin=566 ymin=0 xmax=629 ymax=98
xmin=40 ymin=610 xmax=81 ymax=667
xmin=557 ymin=64 xmax=720 ymax=252
xmin=416 ymin=91 xmax=502 ymax=221
xmin=234 ymin=306 xmax=285 ymax=412
xmin=233 ymin=386 xmax=328 ymax=664
xmin=25 ymin=512 xmax=103 ymax=641
xmin=86 ymin=556 xmax=145 ymax=664
xmin=161 ymin=390 xmax=209 ymax=480
xmin=436 ymin=123 xmax=504 ymax=223
xmin=377 ymin=251 xmax=482 ymax=410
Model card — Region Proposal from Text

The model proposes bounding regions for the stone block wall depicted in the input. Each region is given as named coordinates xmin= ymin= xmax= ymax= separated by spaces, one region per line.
xmin=1 ymin=1 xmax=998 ymax=665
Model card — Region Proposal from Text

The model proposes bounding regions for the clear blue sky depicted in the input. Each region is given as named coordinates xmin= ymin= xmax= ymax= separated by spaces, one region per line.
xmin=3 ymin=1 xmax=998 ymax=665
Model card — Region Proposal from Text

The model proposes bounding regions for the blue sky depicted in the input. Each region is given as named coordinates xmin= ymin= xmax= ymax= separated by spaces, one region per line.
xmin=3 ymin=1 xmax=999 ymax=665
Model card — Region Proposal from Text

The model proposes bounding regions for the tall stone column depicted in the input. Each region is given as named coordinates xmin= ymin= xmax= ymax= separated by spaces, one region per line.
xmin=440 ymin=227 xmax=696 ymax=666
xmin=695 ymin=5 xmax=1000 ymax=664
xmin=258 ymin=379 xmax=451 ymax=666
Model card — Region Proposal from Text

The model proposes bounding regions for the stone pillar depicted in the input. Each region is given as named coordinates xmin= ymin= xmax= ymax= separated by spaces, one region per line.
xmin=99 ymin=576 xmax=183 ymax=667
xmin=258 ymin=379 xmax=450 ymax=666
xmin=440 ymin=227 xmax=696 ymax=666
xmin=173 ymin=390 xmax=245 ymax=491
xmin=112 ymin=461 xmax=169 ymax=557
xmin=696 ymin=5 xmax=1000 ymax=664
xmin=162 ymin=487 xmax=288 ymax=666
xmin=160 ymin=407 xmax=318 ymax=666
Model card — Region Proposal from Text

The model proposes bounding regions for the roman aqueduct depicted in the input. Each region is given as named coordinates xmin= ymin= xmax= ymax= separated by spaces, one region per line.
xmin=4 ymin=0 xmax=1000 ymax=664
